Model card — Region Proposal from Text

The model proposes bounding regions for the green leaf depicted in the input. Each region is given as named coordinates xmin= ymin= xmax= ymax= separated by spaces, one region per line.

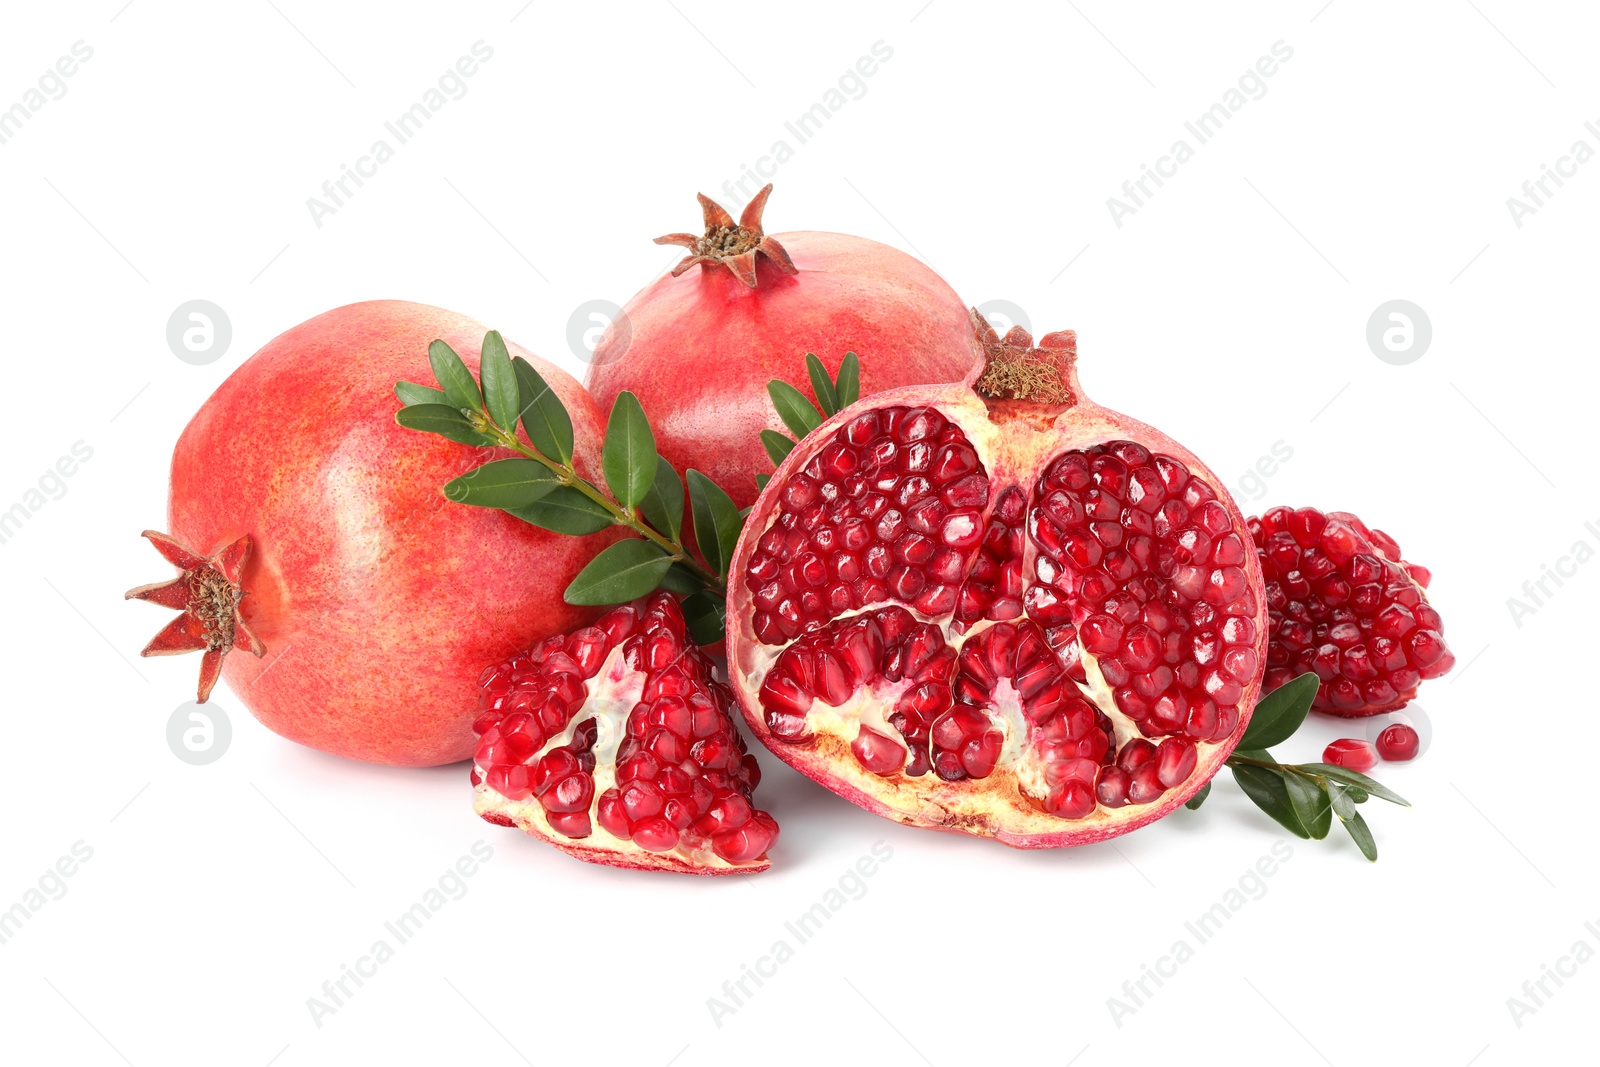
xmin=1327 ymin=781 xmax=1358 ymax=821
xmin=760 ymin=429 xmax=796 ymax=467
xmin=602 ymin=392 xmax=657 ymax=509
xmin=511 ymin=356 xmax=574 ymax=465
xmin=1298 ymin=764 xmax=1410 ymax=807
xmin=506 ymin=487 xmax=614 ymax=535
xmin=429 ymin=339 xmax=482 ymax=412
xmin=395 ymin=404 xmax=493 ymax=446
xmin=1283 ymin=772 xmax=1333 ymax=840
xmin=1231 ymin=764 xmax=1311 ymax=839
xmin=755 ymin=473 xmax=771 ymax=492
xmin=658 ymin=563 xmax=703 ymax=595
xmin=687 ymin=470 xmax=742 ymax=578
xmin=1238 ymin=672 xmax=1319 ymax=750
xmin=1185 ymin=780 xmax=1212 ymax=811
xmin=681 ymin=590 xmax=726 ymax=646
xmin=443 ymin=459 xmax=559 ymax=509
xmin=767 ymin=380 xmax=823 ymax=440
xmin=1341 ymin=809 xmax=1379 ymax=861
xmin=806 ymin=353 xmax=840 ymax=417
xmin=395 ymin=380 xmax=449 ymax=407
xmin=639 ymin=455 xmax=684 ymax=542
xmin=835 ymin=352 xmax=860 ymax=408
xmin=479 ymin=330 xmax=519 ymax=433
xmin=1344 ymin=785 xmax=1371 ymax=804
xmin=564 ymin=539 xmax=673 ymax=606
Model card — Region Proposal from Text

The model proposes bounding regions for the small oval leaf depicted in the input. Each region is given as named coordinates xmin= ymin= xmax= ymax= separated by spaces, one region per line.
xmin=511 ymin=356 xmax=575 ymax=465
xmin=395 ymin=381 xmax=449 ymax=407
xmin=479 ymin=330 xmax=519 ymax=433
xmin=687 ymin=469 xmax=742 ymax=578
xmin=603 ymin=392 xmax=657 ymax=509
xmin=1342 ymin=809 xmax=1379 ymax=861
xmin=429 ymin=339 xmax=482 ymax=412
xmin=1230 ymin=764 xmax=1311 ymax=839
xmin=681 ymin=590 xmax=726 ymax=646
xmin=760 ymin=429 xmax=795 ymax=467
xmin=443 ymin=459 xmax=559 ymax=509
xmin=639 ymin=455 xmax=684 ymax=542
xmin=564 ymin=539 xmax=673 ymax=606
xmin=1239 ymin=672 xmax=1319 ymax=750
xmin=767 ymin=380 xmax=823 ymax=440
xmin=806 ymin=353 xmax=839 ymax=416
xmin=506 ymin=487 xmax=614 ymax=535
xmin=835 ymin=352 xmax=861 ymax=408
xmin=395 ymin=404 xmax=493 ymax=446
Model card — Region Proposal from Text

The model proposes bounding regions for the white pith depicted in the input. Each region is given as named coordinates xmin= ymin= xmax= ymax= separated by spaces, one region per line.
xmin=732 ymin=386 xmax=1260 ymax=841
xmin=473 ymin=645 xmax=753 ymax=872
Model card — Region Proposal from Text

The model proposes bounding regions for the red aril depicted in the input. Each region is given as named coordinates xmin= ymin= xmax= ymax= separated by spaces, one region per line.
xmin=1375 ymin=723 xmax=1420 ymax=762
xmin=586 ymin=185 xmax=979 ymax=510
xmin=472 ymin=594 xmax=777 ymax=874
xmin=725 ymin=313 xmax=1269 ymax=847
xmin=1250 ymin=507 xmax=1453 ymax=716
xmin=128 ymin=302 xmax=614 ymax=766
xmin=1323 ymin=738 xmax=1379 ymax=773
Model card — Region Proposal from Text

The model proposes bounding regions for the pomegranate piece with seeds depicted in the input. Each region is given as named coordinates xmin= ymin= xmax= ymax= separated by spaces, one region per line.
xmin=726 ymin=312 xmax=1270 ymax=848
xmin=472 ymin=594 xmax=777 ymax=874
xmin=1323 ymin=738 xmax=1379 ymax=773
xmin=1249 ymin=507 xmax=1453 ymax=716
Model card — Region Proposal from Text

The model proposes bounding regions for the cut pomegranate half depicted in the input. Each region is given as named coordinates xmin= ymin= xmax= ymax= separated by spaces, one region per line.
xmin=472 ymin=594 xmax=777 ymax=874
xmin=726 ymin=314 xmax=1269 ymax=847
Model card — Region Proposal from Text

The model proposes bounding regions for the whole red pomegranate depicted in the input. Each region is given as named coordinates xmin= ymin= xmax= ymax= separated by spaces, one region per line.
xmin=1249 ymin=507 xmax=1452 ymax=715
xmin=472 ymin=594 xmax=777 ymax=874
xmin=586 ymin=184 xmax=980 ymax=509
xmin=128 ymin=301 xmax=613 ymax=766
xmin=725 ymin=313 xmax=1269 ymax=846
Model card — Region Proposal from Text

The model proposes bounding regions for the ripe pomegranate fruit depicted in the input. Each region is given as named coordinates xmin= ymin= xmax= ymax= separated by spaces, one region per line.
xmin=724 ymin=313 xmax=1269 ymax=846
xmin=1249 ymin=507 xmax=1453 ymax=716
xmin=128 ymin=301 xmax=613 ymax=766
xmin=471 ymin=594 xmax=777 ymax=874
xmin=1323 ymin=738 xmax=1379 ymax=773
xmin=1376 ymin=723 xmax=1420 ymax=762
xmin=586 ymin=184 xmax=980 ymax=509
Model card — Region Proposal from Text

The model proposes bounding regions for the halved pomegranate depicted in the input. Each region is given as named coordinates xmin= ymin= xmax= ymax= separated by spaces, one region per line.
xmin=472 ymin=594 xmax=777 ymax=874
xmin=725 ymin=313 xmax=1269 ymax=847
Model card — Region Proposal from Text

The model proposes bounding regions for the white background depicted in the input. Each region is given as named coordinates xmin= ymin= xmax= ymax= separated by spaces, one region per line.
xmin=1 ymin=2 xmax=1593 ymax=1064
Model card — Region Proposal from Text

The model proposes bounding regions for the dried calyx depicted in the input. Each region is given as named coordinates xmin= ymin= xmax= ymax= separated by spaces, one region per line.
xmin=655 ymin=183 xmax=798 ymax=289
xmin=125 ymin=530 xmax=265 ymax=702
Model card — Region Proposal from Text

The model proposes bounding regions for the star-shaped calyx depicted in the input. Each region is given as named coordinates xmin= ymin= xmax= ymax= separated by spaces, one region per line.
xmin=654 ymin=182 xmax=798 ymax=289
xmin=125 ymin=530 xmax=265 ymax=702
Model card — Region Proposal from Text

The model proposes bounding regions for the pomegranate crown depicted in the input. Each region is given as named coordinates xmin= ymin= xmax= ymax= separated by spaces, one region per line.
xmin=969 ymin=308 xmax=1078 ymax=405
xmin=125 ymin=530 xmax=265 ymax=702
xmin=655 ymin=183 xmax=798 ymax=289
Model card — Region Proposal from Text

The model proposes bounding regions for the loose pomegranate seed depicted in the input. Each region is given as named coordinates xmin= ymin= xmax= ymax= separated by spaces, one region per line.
xmin=1375 ymin=723 xmax=1420 ymax=762
xmin=472 ymin=594 xmax=776 ymax=874
xmin=1322 ymin=738 xmax=1379 ymax=772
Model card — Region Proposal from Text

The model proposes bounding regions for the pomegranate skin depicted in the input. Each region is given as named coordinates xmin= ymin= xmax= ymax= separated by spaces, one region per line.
xmin=165 ymin=301 xmax=614 ymax=766
xmin=588 ymin=227 xmax=981 ymax=509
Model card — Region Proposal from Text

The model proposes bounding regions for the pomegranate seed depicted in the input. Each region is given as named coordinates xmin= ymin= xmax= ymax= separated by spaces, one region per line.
xmin=1376 ymin=723 xmax=1420 ymax=761
xmin=1323 ymin=738 xmax=1379 ymax=772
